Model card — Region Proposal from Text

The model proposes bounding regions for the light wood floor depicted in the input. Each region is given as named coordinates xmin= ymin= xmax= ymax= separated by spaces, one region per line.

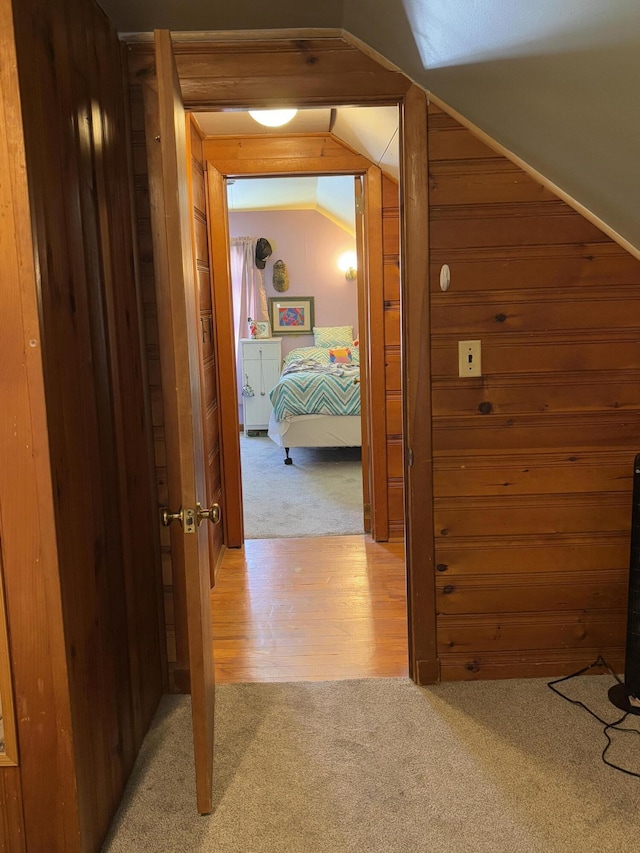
xmin=211 ymin=535 xmax=408 ymax=683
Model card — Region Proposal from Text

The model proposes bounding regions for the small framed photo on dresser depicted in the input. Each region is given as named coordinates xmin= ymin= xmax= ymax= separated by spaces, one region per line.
xmin=255 ymin=321 xmax=271 ymax=339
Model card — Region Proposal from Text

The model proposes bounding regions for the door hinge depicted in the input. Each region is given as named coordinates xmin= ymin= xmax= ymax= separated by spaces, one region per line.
xmin=407 ymin=448 xmax=414 ymax=467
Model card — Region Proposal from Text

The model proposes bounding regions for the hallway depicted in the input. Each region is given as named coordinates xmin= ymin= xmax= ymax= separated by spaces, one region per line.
xmin=211 ymin=535 xmax=408 ymax=683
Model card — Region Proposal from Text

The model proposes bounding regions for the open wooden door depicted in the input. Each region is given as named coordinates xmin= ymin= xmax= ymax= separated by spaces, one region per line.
xmin=144 ymin=29 xmax=216 ymax=814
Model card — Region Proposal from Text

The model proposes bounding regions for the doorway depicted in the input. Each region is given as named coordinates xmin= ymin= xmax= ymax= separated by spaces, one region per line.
xmin=228 ymin=175 xmax=365 ymax=540
xmin=127 ymin=31 xmax=436 ymax=686
xmin=193 ymin=108 xmax=408 ymax=681
xmin=197 ymin=106 xmax=400 ymax=546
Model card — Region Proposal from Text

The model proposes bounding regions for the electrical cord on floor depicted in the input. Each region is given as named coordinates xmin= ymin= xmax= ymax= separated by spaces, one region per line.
xmin=547 ymin=655 xmax=640 ymax=779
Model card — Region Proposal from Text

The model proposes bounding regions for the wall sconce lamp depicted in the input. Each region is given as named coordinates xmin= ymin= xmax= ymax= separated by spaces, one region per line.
xmin=338 ymin=250 xmax=358 ymax=281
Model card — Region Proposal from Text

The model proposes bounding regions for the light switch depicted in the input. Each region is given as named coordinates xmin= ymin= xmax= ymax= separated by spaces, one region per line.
xmin=458 ymin=340 xmax=481 ymax=377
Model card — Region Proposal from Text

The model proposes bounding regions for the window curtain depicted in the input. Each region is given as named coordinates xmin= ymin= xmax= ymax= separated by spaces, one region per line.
xmin=229 ymin=237 xmax=269 ymax=404
xmin=230 ymin=235 xmax=268 ymax=341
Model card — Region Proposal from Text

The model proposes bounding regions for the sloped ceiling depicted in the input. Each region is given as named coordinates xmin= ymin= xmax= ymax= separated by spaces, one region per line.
xmin=227 ymin=175 xmax=357 ymax=235
xmin=196 ymin=106 xmax=399 ymax=232
xmin=99 ymin=0 xmax=640 ymax=252
xmin=342 ymin=0 xmax=640 ymax=251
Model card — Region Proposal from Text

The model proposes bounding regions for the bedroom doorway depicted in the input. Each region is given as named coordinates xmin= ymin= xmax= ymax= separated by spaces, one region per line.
xmin=227 ymin=175 xmax=366 ymax=540
xmin=198 ymin=108 xmax=399 ymax=545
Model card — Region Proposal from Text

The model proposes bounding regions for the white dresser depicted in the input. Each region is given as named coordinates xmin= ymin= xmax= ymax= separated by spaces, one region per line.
xmin=240 ymin=338 xmax=282 ymax=434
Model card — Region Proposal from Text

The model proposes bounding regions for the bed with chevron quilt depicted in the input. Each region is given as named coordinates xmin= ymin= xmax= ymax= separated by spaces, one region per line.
xmin=267 ymin=345 xmax=362 ymax=464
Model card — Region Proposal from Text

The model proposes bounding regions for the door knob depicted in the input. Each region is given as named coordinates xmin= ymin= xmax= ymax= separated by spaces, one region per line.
xmin=160 ymin=506 xmax=196 ymax=533
xmin=196 ymin=502 xmax=221 ymax=526
xmin=161 ymin=507 xmax=182 ymax=527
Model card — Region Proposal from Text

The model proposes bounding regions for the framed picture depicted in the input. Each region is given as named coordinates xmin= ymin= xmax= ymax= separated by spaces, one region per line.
xmin=268 ymin=297 xmax=315 ymax=335
xmin=255 ymin=321 xmax=271 ymax=339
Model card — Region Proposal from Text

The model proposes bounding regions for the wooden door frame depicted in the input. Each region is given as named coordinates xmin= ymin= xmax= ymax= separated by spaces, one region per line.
xmin=162 ymin=34 xmax=435 ymax=685
xmin=203 ymin=151 xmax=386 ymax=541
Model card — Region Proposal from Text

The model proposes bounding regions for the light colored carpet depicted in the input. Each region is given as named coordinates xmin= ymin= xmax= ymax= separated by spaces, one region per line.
xmin=103 ymin=676 xmax=640 ymax=853
xmin=240 ymin=432 xmax=364 ymax=539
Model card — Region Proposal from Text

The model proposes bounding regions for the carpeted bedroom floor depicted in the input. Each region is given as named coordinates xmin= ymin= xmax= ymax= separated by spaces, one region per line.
xmin=240 ymin=432 xmax=364 ymax=538
xmin=102 ymin=675 xmax=640 ymax=853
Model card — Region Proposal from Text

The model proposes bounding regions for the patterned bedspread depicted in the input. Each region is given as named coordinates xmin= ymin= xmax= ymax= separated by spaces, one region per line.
xmin=269 ymin=356 xmax=361 ymax=421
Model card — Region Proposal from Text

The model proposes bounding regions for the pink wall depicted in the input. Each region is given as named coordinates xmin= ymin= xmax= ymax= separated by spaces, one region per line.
xmin=229 ymin=210 xmax=358 ymax=361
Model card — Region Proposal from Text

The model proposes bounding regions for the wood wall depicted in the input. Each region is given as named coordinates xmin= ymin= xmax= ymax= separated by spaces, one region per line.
xmin=428 ymin=103 xmax=639 ymax=679
xmin=5 ymin=0 xmax=164 ymax=848
xmin=381 ymin=174 xmax=404 ymax=538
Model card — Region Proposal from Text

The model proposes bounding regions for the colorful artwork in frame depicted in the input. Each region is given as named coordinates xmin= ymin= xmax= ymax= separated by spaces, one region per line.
xmin=268 ymin=297 xmax=315 ymax=335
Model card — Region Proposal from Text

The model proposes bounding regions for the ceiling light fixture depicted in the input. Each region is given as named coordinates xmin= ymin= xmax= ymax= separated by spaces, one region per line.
xmin=248 ymin=109 xmax=298 ymax=128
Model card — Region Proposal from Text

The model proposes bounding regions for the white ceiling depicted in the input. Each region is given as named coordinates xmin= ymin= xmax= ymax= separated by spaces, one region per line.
xmin=195 ymin=105 xmax=399 ymax=233
xmin=227 ymin=175 xmax=357 ymax=235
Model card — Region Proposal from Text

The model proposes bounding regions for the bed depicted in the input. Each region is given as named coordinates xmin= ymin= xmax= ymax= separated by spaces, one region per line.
xmin=267 ymin=329 xmax=361 ymax=464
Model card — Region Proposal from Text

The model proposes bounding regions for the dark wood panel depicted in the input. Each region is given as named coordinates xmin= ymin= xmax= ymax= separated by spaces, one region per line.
xmin=198 ymin=267 xmax=212 ymax=312
xmin=388 ymin=481 xmax=405 ymax=525
xmin=435 ymin=571 xmax=627 ymax=615
xmin=180 ymin=71 xmax=410 ymax=109
xmin=431 ymin=291 xmax=640 ymax=334
xmin=432 ymin=374 xmax=640 ymax=417
xmin=383 ymin=305 xmax=401 ymax=347
xmin=387 ymin=440 xmax=403 ymax=479
xmin=439 ymin=649 xmax=625 ymax=681
xmin=431 ymin=338 xmax=640 ymax=377
xmin=205 ymin=403 xmax=220 ymax=458
xmin=128 ymin=38 xmax=400 ymax=84
xmin=194 ymin=216 xmax=209 ymax=266
xmin=204 ymin=134 xmax=350 ymax=162
xmin=429 ymin=246 xmax=640 ymax=292
xmin=433 ymin=451 xmax=634 ymax=496
xmin=383 ymin=261 xmax=400 ymax=302
xmin=0 ymin=770 xmax=25 ymax=852
xmin=434 ymin=494 xmax=629 ymax=538
xmin=430 ymin=206 xmax=610 ymax=250
xmin=432 ymin=412 xmax=640 ymax=452
xmin=383 ymin=214 xmax=400 ymax=256
xmin=434 ymin=537 xmax=628 ymax=576
xmin=199 ymin=312 xmax=214 ymax=361
xmin=384 ymin=348 xmax=402 ymax=392
xmin=437 ymin=611 xmax=625 ymax=654
xmin=8 ymin=0 xmax=164 ymax=849
xmin=428 ymin=128 xmax=499 ymax=161
xmin=429 ymin=160 xmax=557 ymax=206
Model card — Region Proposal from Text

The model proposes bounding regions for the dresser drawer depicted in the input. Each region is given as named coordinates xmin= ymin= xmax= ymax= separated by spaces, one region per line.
xmin=241 ymin=340 xmax=282 ymax=362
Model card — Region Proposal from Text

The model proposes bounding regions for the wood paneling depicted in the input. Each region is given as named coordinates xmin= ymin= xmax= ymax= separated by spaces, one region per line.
xmin=0 ymin=0 xmax=164 ymax=849
xmin=380 ymin=176 xmax=404 ymax=538
xmin=429 ymin=102 xmax=640 ymax=681
xmin=127 ymin=38 xmax=411 ymax=109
